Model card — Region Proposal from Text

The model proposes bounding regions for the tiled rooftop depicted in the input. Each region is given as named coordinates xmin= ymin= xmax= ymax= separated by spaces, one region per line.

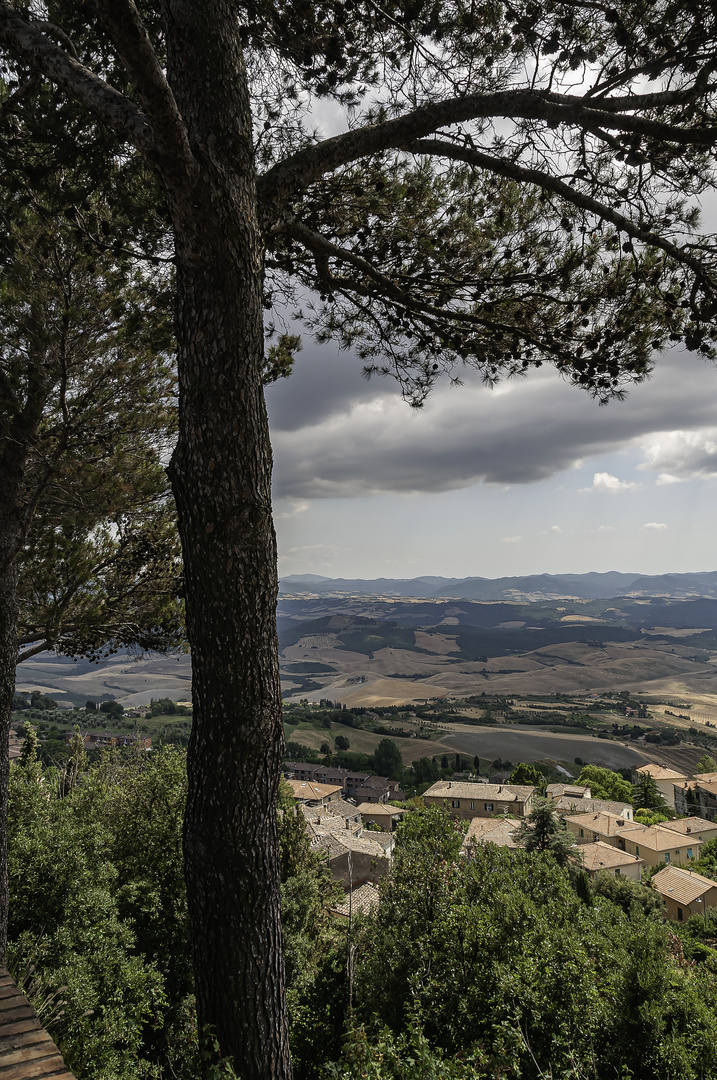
xmin=462 ymin=817 xmax=519 ymax=850
xmin=424 ymin=781 xmax=534 ymax=802
xmin=652 ymin=865 xmax=717 ymax=906
xmin=579 ymin=841 xmax=642 ymax=872
xmin=331 ymin=882 xmax=381 ymax=918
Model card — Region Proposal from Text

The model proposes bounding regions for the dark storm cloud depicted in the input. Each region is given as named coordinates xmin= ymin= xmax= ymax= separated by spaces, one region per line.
xmin=266 ymin=345 xmax=717 ymax=499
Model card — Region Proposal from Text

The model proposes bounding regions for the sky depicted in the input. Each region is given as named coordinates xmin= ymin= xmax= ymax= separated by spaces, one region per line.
xmin=266 ymin=340 xmax=717 ymax=580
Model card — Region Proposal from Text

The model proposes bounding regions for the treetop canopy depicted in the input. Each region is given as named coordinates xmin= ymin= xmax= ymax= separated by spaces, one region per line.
xmin=2 ymin=0 xmax=717 ymax=403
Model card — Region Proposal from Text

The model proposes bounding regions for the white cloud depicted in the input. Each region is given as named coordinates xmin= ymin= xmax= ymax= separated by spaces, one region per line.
xmin=580 ymin=472 xmax=639 ymax=494
xmin=642 ymin=522 xmax=668 ymax=530
xmin=275 ymin=499 xmax=310 ymax=520
xmin=550 ymin=524 xmax=562 ymax=533
xmin=501 ymin=535 xmax=522 ymax=543
xmin=638 ymin=429 xmax=717 ymax=482
xmin=277 ymin=544 xmax=345 ymax=570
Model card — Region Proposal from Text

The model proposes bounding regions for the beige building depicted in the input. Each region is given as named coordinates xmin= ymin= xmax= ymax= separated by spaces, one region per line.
xmin=660 ymin=816 xmax=717 ymax=843
xmin=357 ymin=803 xmax=406 ymax=832
xmin=651 ymin=865 xmax=717 ymax=922
xmin=552 ymin=795 xmax=633 ymax=820
xmin=461 ymin=817 xmax=519 ymax=852
xmin=565 ymin=813 xmax=702 ymax=867
xmin=619 ymin=824 xmax=701 ymax=868
xmin=634 ymin=764 xmax=687 ymax=809
xmin=577 ymin=841 xmax=643 ymax=881
xmin=675 ymin=777 xmax=717 ymax=821
xmin=423 ymin=781 xmax=535 ymax=820
xmin=286 ymin=779 xmax=342 ymax=805
xmin=565 ymin=811 xmax=634 ymax=846
xmin=546 ymin=784 xmax=592 ymax=800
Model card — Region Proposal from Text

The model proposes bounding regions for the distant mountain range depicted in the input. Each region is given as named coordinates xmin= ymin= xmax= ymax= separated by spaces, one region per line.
xmin=280 ymin=571 xmax=717 ymax=601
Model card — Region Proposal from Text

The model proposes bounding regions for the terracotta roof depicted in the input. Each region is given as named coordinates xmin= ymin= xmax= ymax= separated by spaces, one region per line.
xmin=365 ymin=831 xmax=395 ymax=851
xmin=565 ymin=811 xmax=634 ymax=837
xmin=546 ymin=784 xmax=591 ymax=799
xmin=424 ymin=781 xmax=534 ymax=802
xmin=0 ymin=965 xmax=76 ymax=1079
xmin=620 ymin=824 xmax=703 ymax=853
xmin=311 ymin=830 xmax=387 ymax=861
xmin=287 ymin=779 xmax=342 ymax=801
xmin=553 ymin=796 xmax=632 ymax=817
xmin=579 ymin=841 xmax=643 ymax=872
xmin=356 ymin=803 xmax=405 ymax=816
xmin=462 ymin=817 xmax=519 ymax=850
xmin=652 ymin=865 xmax=717 ymax=906
xmin=329 ymin=798 xmax=363 ymax=819
xmin=310 ymin=833 xmax=349 ymax=860
xmin=331 ymin=882 xmax=381 ymax=918
xmin=660 ymin=817 xmax=717 ymax=837
xmin=636 ymin=763 xmax=686 ymax=781
xmin=300 ymin=805 xmax=362 ymax=836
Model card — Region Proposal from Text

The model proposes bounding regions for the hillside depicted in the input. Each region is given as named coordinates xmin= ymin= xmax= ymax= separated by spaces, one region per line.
xmin=280 ymin=571 xmax=717 ymax=601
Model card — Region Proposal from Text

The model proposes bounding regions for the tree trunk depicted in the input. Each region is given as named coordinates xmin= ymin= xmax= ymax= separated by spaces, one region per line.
xmin=164 ymin=5 xmax=291 ymax=1078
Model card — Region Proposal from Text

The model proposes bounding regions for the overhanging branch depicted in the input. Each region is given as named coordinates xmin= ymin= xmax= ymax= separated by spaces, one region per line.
xmin=94 ymin=0 xmax=194 ymax=175
xmin=283 ymin=218 xmax=558 ymax=349
xmin=259 ymin=87 xmax=717 ymax=215
xmin=408 ymin=138 xmax=715 ymax=285
xmin=0 ymin=1 xmax=155 ymax=154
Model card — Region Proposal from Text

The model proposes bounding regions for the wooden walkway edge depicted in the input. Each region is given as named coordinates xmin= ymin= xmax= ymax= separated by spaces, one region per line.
xmin=0 ymin=967 xmax=75 ymax=1079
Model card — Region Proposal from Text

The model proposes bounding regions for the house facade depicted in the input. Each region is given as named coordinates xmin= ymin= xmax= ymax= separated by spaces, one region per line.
xmin=577 ymin=841 xmax=643 ymax=881
xmin=651 ymin=865 xmax=717 ymax=922
xmin=674 ymin=777 xmax=717 ymax=821
xmin=423 ymin=781 xmax=535 ymax=820
xmin=634 ymin=764 xmax=687 ymax=809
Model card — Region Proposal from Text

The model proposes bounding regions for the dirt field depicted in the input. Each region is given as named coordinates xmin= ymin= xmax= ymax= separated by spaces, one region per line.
xmin=441 ymin=725 xmax=648 ymax=770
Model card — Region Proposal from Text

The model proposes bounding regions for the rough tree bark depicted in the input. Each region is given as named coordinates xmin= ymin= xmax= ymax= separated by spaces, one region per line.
xmin=162 ymin=7 xmax=291 ymax=1077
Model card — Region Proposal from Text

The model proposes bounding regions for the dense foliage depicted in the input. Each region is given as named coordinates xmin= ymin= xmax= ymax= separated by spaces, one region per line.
xmin=9 ymin=740 xmax=717 ymax=1080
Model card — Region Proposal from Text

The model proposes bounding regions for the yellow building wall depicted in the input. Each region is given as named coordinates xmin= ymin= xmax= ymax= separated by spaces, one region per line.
xmin=622 ymin=837 xmax=700 ymax=867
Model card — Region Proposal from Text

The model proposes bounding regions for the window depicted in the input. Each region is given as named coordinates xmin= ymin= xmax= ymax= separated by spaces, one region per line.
xmin=665 ymin=852 xmax=671 ymax=864
xmin=470 ymin=801 xmax=475 ymax=810
xmin=485 ymin=803 xmax=493 ymax=812
xmin=687 ymin=848 xmax=693 ymax=859
xmin=678 ymin=907 xmax=683 ymax=921
xmin=452 ymin=800 xmax=460 ymax=808
xmin=635 ymin=846 xmax=640 ymax=856
xmin=580 ymin=829 xmax=584 ymax=838
xmin=615 ymin=869 xmax=621 ymax=876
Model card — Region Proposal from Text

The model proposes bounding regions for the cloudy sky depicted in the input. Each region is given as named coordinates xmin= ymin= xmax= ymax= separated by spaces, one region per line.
xmin=266 ymin=340 xmax=717 ymax=580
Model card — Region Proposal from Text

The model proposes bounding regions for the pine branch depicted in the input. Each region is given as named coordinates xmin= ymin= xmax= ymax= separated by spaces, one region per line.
xmin=407 ymin=139 xmax=715 ymax=286
xmin=94 ymin=0 xmax=194 ymax=176
xmin=0 ymin=2 xmax=154 ymax=153
xmin=259 ymin=88 xmax=717 ymax=214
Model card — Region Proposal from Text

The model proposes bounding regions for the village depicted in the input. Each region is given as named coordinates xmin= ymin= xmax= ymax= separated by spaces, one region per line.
xmin=284 ymin=757 xmax=717 ymax=925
